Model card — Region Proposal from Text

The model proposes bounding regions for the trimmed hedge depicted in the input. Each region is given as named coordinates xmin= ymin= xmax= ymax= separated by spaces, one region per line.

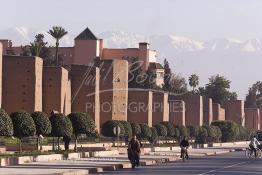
xmin=11 ymin=111 xmax=36 ymax=138
xmin=148 ymin=127 xmax=158 ymax=144
xmin=0 ymin=109 xmax=13 ymax=136
xmin=195 ymin=126 xmax=208 ymax=144
xmin=139 ymin=123 xmax=152 ymax=139
xmin=203 ymin=125 xmax=222 ymax=143
xmin=187 ymin=125 xmax=200 ymax=139
xmin=174 ymin=127 xmax=180 ymax=140
xmin=102 ymin=120 xmax=124 ymax=137
xmin=211 ymin=120 xmax=239 ymax=142
xmin=119 ymin=121 xmax=132 ymax=137
xmin=175 ymin=125 xmax=188 ymax=138
xmin=160 ymin=122 xmax=175 ymax=137
xmin=131 ymin=123 xmax=141 ymax=136
xmin=31 ymin=111 xmax=51 ymax=136
xmin=68 ymin=112 xmax=96 ymax=136
xmin=154 ymin=123 xmax=167 ymax=137
xmin=49 ymin=113 xmax=73 ymax=137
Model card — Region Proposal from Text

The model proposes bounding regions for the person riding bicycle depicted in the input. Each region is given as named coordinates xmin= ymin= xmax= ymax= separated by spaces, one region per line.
xmin=249 ymin=135 xmax=260 ymax=157
xmin=180 ymin=136 xmax=189 ymax=159
xmin=128 ymin=135 xmax=141 ymax=168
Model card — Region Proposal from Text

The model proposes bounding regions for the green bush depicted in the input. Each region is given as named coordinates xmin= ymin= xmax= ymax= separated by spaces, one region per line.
xmin=174 ymin=127 xmax=180 ymax=140
xmin=130 ymin=123 xmax=141 ymax=136
xmin=211 ymin=120 xmax=239 ymax=142
xmin=154 ymin=123 xmax=167 ymax=137
xmin=0 ymin=109 xmax=13 ymax=136
xmin=11 ymin=111 xmax=36 ymax=138
xmin=102 ymin=120 xmax=124 ymax=137
xmin=195 ymin=127 xmax=208 ymax=144
xmin=187 ymin=125 xmax=200 ymax=139
xmin=237 ymin=125 xmax=247 ymax=141
xmin=213 ymin=125 xmax=222 ymax=142
xmin=203 ymin=125 xmax=221 ymax=143
xmin=160 ymin=121 xmax=175 ymax=137
xmin=68 ymin=112 xmax=96 ymax=136
xmin=50 ymin=113 xmax=73 ymax=138
xmin=175 ymin=125 xmax=188 ymax=138
xmin=148 ymin=127 xmax=158 ymax=144
xmin=11 ymin=111 xmax=36 ymax=152
xmin=119 ymin=121 xmax=132 ymax=138
xmin=246 ymin=128 xmax=256 ymax=140
xmin=139 ymin=123 xmax=152 ymax=139
xmin=68 ymin=112 xmax=96 ymax=151
xmin=31 ymin=112 xmax=51 ymax=136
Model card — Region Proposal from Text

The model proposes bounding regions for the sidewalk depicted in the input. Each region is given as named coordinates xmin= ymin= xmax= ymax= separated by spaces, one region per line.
xmin=0 ymin=147 xmax=242 ymax=175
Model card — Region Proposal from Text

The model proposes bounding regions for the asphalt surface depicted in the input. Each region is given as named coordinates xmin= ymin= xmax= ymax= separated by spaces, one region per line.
xmin=95 ymin=151 xmax=262 ymax=175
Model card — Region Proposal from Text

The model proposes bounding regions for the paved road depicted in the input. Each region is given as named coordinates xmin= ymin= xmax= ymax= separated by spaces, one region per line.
xmin=95 ymin=151 xmax=262 ymax=175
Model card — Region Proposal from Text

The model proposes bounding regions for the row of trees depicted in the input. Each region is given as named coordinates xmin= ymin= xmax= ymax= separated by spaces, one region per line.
xmin=101 ymin=120 xmax=255 ymax=145
xmin=0 ymin=109 xmax=97 ymax=152
xmin=16 ymin=26 xmax=68 ymax=67
xmin=128 ymin=58 xmax=238 ymax=105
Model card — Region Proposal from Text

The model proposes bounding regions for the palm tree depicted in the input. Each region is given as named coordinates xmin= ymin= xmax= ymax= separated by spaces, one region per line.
xmin=188 ymin=74 xmax=199 ymax=92
xmin=48 ymin=26 xmax=68 ymax=66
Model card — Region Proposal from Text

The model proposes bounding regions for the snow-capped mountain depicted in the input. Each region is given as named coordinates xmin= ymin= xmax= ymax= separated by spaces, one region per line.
xmin=98 ymin=31 xmax=147 ymax=48
xmin=1 ymin=27 xmax=262 ymax=98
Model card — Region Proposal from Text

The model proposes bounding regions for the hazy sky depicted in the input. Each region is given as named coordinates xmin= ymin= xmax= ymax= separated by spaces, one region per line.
xmin=1 ymin=0 xmax=262 ymax=41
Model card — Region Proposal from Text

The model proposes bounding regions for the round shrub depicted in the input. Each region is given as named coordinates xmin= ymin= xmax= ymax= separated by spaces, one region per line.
xmin=203 ymin=125 xmax=218 ymax=143
xmin=213 ymin=125 xmax=222 ymax=142
xmin=68 ymin=112 xmax=96 ymax=136
xmin=174 ymin=127 xmax=180 ymax=140
xmin=187 ymin=125 xmax=200 ymax=139
xmin=154 ymin=123 xmax=167 ymax=137
xmin=148 ymin=127 xmax=158 ymax=144
xmin=175 ymin=125 xmax=188 ymax=138
xmin=50 ymin=113 xmax=73 ymax=137
xmin=31 ymin=111 xmax=51 ymax=136
xmin=247 ymin=128 xmax=256 ymax=140
xmin=160 ymin=122 xmax=175 ymax=137
xmin=211 ymin=120 xmax=239 ymax=142
xmin=102 ymin=120 xmax=124 ymax=137
xmin=119 ymin=121 xmax=132 ymax=138
xmin=195 ymin=127 xmax=208 ymax=144
xmin=131 ymin=123 xmax=141 ymax=136
xmin=139 ymin=123 xmax=152 ymax=139
xmin=0 ymin=109 xmax=13 ymax=136
xmin=11 ymin=111 xmax=36 ymax=138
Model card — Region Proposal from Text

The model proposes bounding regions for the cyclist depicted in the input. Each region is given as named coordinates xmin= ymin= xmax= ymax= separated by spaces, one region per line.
xmin=249 ymin=135 xmax=260 ymax=157
xmin=180 ymin=136 xmax=189 ymax=159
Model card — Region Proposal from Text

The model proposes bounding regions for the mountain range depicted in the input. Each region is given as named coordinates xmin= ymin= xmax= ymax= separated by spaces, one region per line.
xmin=1 ymin=27 xmax=262 ymax=99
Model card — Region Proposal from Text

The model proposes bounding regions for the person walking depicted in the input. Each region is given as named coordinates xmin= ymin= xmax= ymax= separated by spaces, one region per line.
xmin=128 ymin=135 xmax=141 ymax=168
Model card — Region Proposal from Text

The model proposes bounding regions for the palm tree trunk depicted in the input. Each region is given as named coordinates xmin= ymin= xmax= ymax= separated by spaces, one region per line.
xmin=55 ymin=41 xmax=59 ymax=67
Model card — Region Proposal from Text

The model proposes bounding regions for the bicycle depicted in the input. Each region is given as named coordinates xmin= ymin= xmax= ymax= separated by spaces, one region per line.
xmin=245 ymin=147 xmax=262 ymax=159
xmin=181 ymin=147 xmax=188 ymax=162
